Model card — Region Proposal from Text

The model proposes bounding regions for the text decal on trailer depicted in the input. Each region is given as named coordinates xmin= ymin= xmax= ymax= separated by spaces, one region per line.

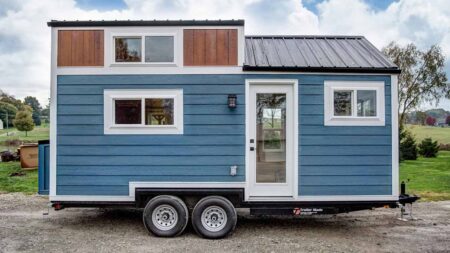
xmin=293 ymin=208 xmax=324 ymax=216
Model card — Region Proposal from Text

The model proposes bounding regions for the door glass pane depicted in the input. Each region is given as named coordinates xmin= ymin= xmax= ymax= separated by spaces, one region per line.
xmin=145 ymin=98 xmax=174 ymax=125
xmin=256 ymin=94 xmax=286 ymax=183
xmin=357 ymin=90 xmax=377 ymax=117
xmin=334 ymin=90 xmax=353 ymax=116
xmin=114 ymin=99 xmax=141 ymax=124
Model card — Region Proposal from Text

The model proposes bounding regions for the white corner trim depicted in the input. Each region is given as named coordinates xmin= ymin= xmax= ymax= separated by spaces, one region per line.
xmin=50 ymin=27 xmax=58 ymax=197
xmin=391 ymin=75 xmax=399 ymax=197
xmin=103 ymin=89 xmax=183 ymax=135
xmin=324 ymin=81 xmax=385 ymax=126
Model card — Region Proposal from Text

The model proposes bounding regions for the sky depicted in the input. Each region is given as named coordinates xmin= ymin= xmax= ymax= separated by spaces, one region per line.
xmin=0 ymin=0 xmax=449 ymax=110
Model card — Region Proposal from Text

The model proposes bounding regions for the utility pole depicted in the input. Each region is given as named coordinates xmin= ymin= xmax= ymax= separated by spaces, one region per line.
xmin=5 ymin=111 xmax=8 ymax=136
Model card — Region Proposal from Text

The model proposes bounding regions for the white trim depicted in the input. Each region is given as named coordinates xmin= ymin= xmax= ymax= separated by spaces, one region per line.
xmin=391 ymin=74 xmax=399 ymax=197
xmin=49 ymin=181 xmax=397 ymax=202
xmin=324 ymin=81 xmax=385 ymax=126
xmin=49 ymin=182 xmax=246 ymax=202
xmin=245 ymin=79 xmax=299 ymax=200
xmin=49 ymin=28 xmax=58 ymax=197
xmin=104 ymin=89 xmax=183 ymax=135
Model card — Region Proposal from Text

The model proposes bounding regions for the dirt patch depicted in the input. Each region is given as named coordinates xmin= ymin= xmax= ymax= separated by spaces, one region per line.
xmin=0 ymin=193 xmax=449 ymax=253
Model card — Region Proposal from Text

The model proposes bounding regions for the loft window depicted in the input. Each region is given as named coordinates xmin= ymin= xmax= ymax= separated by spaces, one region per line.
xmin=113 ymin=34 xmax=175 ymax=64
xmin=324 ymin=81 xmax=385 ymax=126
xmin=104 ymin=89 xmax=183 ymax=134
xmin=114 ymin=37 xmax=142 ymax=62
xmin=145 ymin=36 xmax=174 ymax=63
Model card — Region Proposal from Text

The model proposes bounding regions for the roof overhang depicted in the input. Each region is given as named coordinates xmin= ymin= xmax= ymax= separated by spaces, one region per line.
xmin=47 ymin=19 xmax=245 ymax=27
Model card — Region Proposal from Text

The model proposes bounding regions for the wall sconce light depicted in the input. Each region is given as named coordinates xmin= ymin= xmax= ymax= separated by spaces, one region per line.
xmin=228 ymin=94 xmax=237 ymax=108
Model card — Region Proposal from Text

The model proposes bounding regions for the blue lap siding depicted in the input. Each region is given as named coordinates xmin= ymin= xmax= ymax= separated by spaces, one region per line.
xmin=56 ymin=74 xmax=392 ymax=196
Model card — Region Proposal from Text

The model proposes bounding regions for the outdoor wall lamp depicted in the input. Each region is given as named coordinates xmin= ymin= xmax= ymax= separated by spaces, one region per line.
xmin=228 ymin=94 xmax=237 ymax=108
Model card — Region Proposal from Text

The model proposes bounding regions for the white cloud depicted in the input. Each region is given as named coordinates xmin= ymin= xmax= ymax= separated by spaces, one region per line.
xmin=0 ymin=0 xmax=448 ymax=109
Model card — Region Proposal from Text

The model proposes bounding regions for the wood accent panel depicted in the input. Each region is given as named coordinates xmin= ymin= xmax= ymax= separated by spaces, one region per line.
xmin=57 ymin=30 xmax=104 ymax=67
xmin=184 ymin=29 xmax=238 ymax=66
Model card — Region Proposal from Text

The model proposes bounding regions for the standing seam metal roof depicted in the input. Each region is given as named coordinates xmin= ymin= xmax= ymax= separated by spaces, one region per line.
xmin=244 ymin=36 xmax=399 ymax=73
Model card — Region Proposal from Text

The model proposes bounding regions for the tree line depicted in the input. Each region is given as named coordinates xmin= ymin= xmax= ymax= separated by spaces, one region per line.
xmin=0 ymin=90 xmax=49 ymax=136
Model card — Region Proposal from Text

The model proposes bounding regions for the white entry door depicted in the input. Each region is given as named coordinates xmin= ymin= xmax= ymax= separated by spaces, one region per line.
xmin=247 ymin=82 xmax=295 ymax=197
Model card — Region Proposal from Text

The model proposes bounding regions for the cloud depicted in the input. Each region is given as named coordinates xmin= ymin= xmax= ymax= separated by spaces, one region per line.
xmin=0 ymin=0 xmax=448 ymax=109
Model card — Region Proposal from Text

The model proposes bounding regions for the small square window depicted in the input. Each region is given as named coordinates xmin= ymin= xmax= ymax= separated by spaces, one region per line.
xmin=145 ymin=36 xmax=174 ymax=63
xmin=334 ymin=90 xmax=353 ymax=116
xmin=114 ymin=99 xmax=141 ymax=124
xmin=324 ymin=81 xmax=385 ymax=126
xmin=115 ymin=37 xmax=142 ymax=62
xmin=145 ymin=98 xmax=174 ymax=125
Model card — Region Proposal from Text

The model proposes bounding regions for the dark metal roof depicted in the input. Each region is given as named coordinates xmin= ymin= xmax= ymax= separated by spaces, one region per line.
xmin=47 ymin=19 xmax=244 ymax=27
xmin=244 ymin=36 xmax=400 ymax=73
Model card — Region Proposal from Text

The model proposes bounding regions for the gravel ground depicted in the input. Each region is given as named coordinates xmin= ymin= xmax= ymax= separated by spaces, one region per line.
xmin=0 ymin=193 xmax=449 ymax=253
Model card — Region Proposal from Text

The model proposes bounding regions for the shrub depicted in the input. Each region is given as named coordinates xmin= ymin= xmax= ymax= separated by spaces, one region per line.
xmin=399 ymin=128 xmax=418 ymax=161
xmin=418 ymin=138 xmax=439 ymax=157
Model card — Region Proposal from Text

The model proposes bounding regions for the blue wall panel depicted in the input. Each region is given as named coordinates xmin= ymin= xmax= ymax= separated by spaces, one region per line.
xmin=56 ymin=74 xmax=392 ymax=196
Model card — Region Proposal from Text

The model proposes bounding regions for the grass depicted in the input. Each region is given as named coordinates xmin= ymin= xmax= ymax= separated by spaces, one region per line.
xmin=0 ymin=162 xmax=37 ymax=194
xmin=407 ymin=124 xmax=450 ymax=144
xmin=0 ymin=123 xmax=49 ymax=143
xmin=400 ymin=151 xmax=450 ymax=201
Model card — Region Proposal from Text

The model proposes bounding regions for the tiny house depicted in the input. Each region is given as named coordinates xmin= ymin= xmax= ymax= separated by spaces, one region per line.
xmin=47 ymin=19 xmax=404 ymax=238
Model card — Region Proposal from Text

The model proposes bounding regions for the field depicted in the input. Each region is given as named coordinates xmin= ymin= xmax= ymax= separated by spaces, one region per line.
xmin=400 ymin=151 xmax=450 ymax=201
xmin=407 ymin=124 xmax=450 ymax=144
xmin=0 ymin=123 xmax=49 ymax=143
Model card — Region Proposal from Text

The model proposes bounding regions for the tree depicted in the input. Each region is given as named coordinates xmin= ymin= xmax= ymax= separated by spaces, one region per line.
xmin=426 ymin=116 xmax=436 ymax=126
xmin=415 ymin=111 xmax=427 ymax=125
xmin=13 ymin=111 xmax=34 ymax=136
xmin=23 ymin=96 xmax=42 ymax=126
xmin=41 ymin=98 xmax=50 ymax=124
xmin=382 ymin=43 xmax=449 ymax=128
xmin=446 ymin=115 xmax=450 ymax=126
xmin=418 ymin=138 xmax=439 ymax=158
xmin=0 ymin=101 xmax=18 ymax=128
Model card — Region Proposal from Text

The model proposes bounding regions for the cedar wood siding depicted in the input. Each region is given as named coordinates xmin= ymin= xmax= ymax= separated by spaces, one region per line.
xmin=57 ymin=30 xmax=104 ymax=67
xmin=56 ymin=74 xmax=391 ymax=196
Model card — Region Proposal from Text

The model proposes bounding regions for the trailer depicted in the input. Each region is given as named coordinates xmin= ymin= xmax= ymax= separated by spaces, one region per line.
xmin=45 ymin=19 xmax=416 ymax=239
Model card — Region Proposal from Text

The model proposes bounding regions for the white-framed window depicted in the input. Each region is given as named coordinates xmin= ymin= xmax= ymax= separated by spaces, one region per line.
xmin=324 ymin=81 xmax=385 ymax=126
xmin=112 ymin=33 xmax=176 ymax=65
xmin=104 ymin=89 xmax=183 ymax=134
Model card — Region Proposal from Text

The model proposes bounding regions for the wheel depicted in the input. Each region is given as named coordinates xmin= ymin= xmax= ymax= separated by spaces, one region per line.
xmin=191 ymin=196 xmax=237 ymax=239
xmin=143 ymin=195 xmax=188 ymax=237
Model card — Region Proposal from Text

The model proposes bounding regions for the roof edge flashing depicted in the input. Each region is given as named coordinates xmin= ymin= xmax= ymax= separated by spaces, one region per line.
xmin=47 ymin=19 xmax=245 ymax=27
xmin=242 ymin=65 xmax=401 ymax=74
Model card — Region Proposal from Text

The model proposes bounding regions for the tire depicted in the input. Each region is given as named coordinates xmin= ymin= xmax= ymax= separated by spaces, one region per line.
xmin=143 ymin=195 xmax=189 ymax=237
xmin=191 ymin=196 xmax=237 ymax=239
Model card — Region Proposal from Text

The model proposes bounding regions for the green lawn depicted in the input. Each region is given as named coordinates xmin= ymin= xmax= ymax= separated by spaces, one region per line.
xmin=407 ymin=125 xmax=450 ymax=144
xmin=0 ymin=162 xmax=37 ymax=194
xmin=0 ymin=123 xmax=49 ymax=143
xmin=400 ymin=151 xmax=450 ymax=201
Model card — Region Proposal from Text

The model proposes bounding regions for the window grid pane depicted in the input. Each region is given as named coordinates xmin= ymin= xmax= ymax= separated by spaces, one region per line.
xmin=334 ymin=90 xmax=353 ymax=116
xmin=145 ymin=98 xmax=174 ymax=125
xmin=145 ymin=36 xmax=174 ymax=63
xmin=115 ymin=37 xmax=142 ymax=62
xmin=357 ymin=90 xmax=377 ymax=117
xmin=114 ymin=99 xmax=142 ymax=124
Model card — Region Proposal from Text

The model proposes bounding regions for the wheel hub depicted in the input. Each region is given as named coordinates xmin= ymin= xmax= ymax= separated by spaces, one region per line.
xmin=152 ymin=204 xmax=178 ymax=231
xmin=201 ymin=206 xmax=228 ymax=232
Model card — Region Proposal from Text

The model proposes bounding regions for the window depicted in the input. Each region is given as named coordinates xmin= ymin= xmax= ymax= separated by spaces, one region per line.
xmin=324 ymin=81 xmax=385 ymax=126
xmin=113 ymin=34 xmax=175 ymax=64
xmin=104 ymin=89 xmax=183 ymax=134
